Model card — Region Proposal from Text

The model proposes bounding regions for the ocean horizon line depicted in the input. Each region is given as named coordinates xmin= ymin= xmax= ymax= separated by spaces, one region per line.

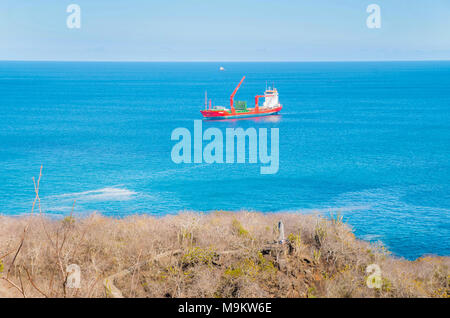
xmin=1 ymin=59 xmax=450 ymax=63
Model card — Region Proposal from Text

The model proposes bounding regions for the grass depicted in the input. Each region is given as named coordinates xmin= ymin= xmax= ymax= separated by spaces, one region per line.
xmin=0 ymin=211 xmax=448 ymax=298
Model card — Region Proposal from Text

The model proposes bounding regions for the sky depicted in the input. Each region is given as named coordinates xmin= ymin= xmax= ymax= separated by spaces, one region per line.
xmin=0 ymin=0 xmax=449 ymax=61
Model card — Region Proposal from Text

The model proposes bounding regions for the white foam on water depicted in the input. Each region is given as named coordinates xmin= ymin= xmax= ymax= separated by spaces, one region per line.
xmin=360 ymin=234 xmax=382 ymax=241
xmin=47 ymin=187 xmax=137 ymax=202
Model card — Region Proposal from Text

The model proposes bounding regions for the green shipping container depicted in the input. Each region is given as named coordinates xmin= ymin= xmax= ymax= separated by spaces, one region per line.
xmin=234 ymin=101 xmax=247 ymax=110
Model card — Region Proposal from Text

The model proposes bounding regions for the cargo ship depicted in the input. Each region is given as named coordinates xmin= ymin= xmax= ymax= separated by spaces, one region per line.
xmin=200 ymin=76 xmax=282 ymax=120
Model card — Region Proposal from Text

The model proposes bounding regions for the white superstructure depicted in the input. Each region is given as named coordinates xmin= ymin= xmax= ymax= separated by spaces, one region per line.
xmin=262 ymin=88 xmax=280 ymax=108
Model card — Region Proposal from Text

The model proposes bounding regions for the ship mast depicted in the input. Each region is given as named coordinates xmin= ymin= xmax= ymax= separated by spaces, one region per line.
xmin=230 ymin=76 xmax=245 ymax=114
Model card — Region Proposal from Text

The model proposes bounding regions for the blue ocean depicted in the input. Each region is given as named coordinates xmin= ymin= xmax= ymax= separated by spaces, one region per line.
xmin=0 ymin=61 xmax=449 ymax=260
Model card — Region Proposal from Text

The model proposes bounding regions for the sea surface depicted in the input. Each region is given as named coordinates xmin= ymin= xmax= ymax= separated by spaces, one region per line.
xmin=0 ymin=61 xmax=449 ymax=260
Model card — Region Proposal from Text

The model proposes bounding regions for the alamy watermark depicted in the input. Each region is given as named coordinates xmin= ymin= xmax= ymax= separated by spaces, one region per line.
xmin=366 ymin=4 xmax=381 ymax=29
xmin=66 ymin=264 xmax=81 ymax=288
xmin=66 ymin=4 xmax=81 ymax=29
xmin=366 ymin=264 xmax=382 ymax=289
xmin=64 ymin=4 xmax=379 ymax=30
xmin=170 ymin=120 xmax=279 ymax=174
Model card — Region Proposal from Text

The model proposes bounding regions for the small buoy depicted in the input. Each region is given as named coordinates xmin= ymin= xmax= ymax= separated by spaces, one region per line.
xmin=219 ymin=66 xmax=225 ymax=71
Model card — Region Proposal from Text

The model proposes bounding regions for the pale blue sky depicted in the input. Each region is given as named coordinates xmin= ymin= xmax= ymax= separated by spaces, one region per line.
xmin=0 ymin=0 xmax=449 ymax=61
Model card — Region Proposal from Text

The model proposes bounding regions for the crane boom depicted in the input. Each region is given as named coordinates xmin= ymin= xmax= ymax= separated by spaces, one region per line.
xmin=230 ymin=76 xmax=246 ymax=112
xmin=255 ymin=94 xmax=267 ymax=111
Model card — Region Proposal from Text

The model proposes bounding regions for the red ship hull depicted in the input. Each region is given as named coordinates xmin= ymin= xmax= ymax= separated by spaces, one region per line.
xmin=201 ymin=106 xmax=282 ymax=120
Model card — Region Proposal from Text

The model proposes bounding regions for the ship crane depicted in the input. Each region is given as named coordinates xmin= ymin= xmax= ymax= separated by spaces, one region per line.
xmin=230 ymin=76 xmax=245 ymax=114
xmin=254 ymin=95 xmax=268 ymax=111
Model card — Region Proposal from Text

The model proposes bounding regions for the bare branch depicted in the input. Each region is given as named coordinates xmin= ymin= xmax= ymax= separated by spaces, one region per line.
xmin=24 ymin=267 xmax=48 ymax=298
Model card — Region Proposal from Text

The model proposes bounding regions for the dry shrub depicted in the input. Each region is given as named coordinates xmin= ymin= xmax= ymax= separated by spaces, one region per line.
xmin=0 ymin=211 xmax=448 ymax=298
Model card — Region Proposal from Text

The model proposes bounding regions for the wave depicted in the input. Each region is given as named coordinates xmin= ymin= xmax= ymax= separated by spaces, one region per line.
xmin=360 ymin=234 xmax=382 ymax=241
xmin=47 ymin=187 xmax=137 ymax=202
